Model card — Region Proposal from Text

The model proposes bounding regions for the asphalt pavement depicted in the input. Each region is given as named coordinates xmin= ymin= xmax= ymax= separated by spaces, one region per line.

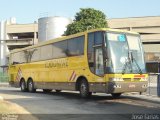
xmin=0 ymin=86 xmax=160 ymax=120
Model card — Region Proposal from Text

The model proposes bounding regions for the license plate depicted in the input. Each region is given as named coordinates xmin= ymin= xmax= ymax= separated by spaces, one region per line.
xmin=129 ymin=84 xmax=136 ymax=88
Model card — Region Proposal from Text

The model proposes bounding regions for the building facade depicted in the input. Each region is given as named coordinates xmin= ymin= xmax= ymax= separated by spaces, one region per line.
xmin=0 ymin=18 xmax=38 ymax=72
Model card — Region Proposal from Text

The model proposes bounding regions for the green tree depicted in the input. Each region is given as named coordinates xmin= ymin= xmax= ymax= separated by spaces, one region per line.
xmin=64 ymin=8 xmax=108 ymax=35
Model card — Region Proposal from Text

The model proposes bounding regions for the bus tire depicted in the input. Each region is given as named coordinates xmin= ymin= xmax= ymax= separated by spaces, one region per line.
xmin=43 ymin=89 xmax=52 ymax=93
xmin=27 ymin=79 xmax=36 ymax=93
xmin=55 ymin=90 xmax=61 ymax=93
xmin=20 ymin=79 xmax=27 ymax=92
xmin=111 ymin=93 xmax=122 ymax=99
xmin=79 ymin=79 xmax=92 ymax=98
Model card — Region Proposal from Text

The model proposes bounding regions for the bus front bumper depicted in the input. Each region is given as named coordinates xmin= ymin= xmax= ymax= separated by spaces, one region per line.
xmin=107 ymin=81 xmax=148 ymax=93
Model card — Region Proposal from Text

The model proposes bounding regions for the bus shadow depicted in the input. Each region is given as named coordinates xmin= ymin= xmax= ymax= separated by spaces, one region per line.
xmin=42 ymin=91 xmax=115 ymax=100
xmin=38 ymin=90 xmax=160 ymax=105
xmin=1 ymin=88 xmax=160 ymax=106
xmin=0 ymin=87 xmax=123 ymax=101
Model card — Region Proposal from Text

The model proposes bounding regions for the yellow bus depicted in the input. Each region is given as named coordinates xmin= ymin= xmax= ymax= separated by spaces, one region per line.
xmin=8 ymin=28 xmax=148 ymax=98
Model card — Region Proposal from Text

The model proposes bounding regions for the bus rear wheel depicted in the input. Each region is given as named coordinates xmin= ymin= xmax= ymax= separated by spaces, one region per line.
xmin=20 ymin=79 xmax=27 ymax=92
xmin=111 ymin=93 xmax=122 ymax=99
xmin=79 ymin=80 xmax=92 ymax=98
xmin=43 ymin=89 xmax=52 ymax=93
xmin=27 ymin=79 xmax=36 ymax=93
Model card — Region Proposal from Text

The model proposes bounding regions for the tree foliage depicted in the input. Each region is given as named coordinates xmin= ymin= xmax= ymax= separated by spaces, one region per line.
xmin=64 ymin=8 xmax=108 ymax=35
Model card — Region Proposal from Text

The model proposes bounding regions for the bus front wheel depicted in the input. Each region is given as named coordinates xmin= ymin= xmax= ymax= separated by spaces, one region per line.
xmin=55 ymin=90 xmax=61 ymax=93
xmin=43 ymin=89 xmax=52 ymax=93
xmin=111 ymin=93 xmax=122 ymax=99
xmin=79 ymin=80 xmax=92 ymax=98
xmin=27 ymin=79 xmax=36 ymax=93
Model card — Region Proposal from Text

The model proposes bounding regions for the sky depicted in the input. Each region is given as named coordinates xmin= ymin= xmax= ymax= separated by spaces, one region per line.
xmin=0 ymin=0 xmax=160 ymax=23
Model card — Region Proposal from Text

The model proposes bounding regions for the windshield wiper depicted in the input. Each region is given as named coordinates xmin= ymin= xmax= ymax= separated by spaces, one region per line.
xmin=132 ymin=57 xmax=143 ymax=74
xmin=122 ymin=51 xmax=142 ymax=74
xmin=122 ymin=60 xmax=128 ymax=74
xmin=122 ymin=52 xmax=133 ymax=74
xmin=129 ymin=51 xmax=142 ymax=74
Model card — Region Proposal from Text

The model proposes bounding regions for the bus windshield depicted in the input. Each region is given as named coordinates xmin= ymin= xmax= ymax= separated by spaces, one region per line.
xmin=105 ymin=32 xmax=146 ymax=74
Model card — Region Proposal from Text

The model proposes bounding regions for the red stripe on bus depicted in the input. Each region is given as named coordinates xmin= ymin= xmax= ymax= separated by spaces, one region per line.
xmin=72 ymin=74 xmax=76 ymax=81
xmin=16 ymin=68 xmax=22 ymax=81
xmin=16 ymin=75 xmax=18 ymax=81
xmin=19 ymin=67 xmax=22 ymax=71
xmin=69 ymin=71 xmax=75 ymax=81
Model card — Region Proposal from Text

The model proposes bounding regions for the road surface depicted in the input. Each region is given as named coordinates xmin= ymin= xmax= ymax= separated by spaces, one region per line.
xmin=0 ymin=87 xmax=160 ymax=120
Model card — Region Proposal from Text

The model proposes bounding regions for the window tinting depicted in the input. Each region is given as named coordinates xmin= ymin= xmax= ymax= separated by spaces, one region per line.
xmin=30 ymin=48 xmax=41 ymax=62
xmin=95 ymin=32 xmax=103 ymax=45
xmin=88 ymin=33 xmax=95 ymax=73
xmin=11 ymin=51 xmax=26 ymax=64
xmin=41 ymin=45 xmax=53 ymax=60
xmin=53 ymin=41 xmax=67 ymax=58
xmin=88 ymin=33 xmax=94 ymax=53
xmin=11 ymin=35 xmax=85 ymax=63
xmin=68 ymin=36 xmax=84 ymax=56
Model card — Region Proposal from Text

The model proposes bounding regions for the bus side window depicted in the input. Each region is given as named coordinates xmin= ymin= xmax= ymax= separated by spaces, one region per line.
xmin=88 ymin=33 xmax=94 ymax=73
xmin=13 ymin=61 xmax=19 ymax=65
xmin=68 ymin=36 xmax=84 ymax=56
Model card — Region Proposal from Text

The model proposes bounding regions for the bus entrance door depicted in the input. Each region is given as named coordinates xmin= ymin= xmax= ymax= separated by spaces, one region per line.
xmin=94 ymin=47 xmax=106 ymax=92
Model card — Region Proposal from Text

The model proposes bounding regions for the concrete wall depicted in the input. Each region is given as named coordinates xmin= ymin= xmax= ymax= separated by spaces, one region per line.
xmin=0 ymin=20 xmax=38 ymax=72
xmin=6 ymin=23 xmax=38 ymax=33
xmin=108 ymin=16 xmax=160 ymax=28
xmin=6 ymin=23 xmax=38 ymax=45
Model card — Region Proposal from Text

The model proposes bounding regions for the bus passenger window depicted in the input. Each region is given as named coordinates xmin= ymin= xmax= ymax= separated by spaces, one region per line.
xmin=53 ymin=41 xmax=67 ymax=58
xmin=88 ymin=33 xmax=94 ymax=73
xmin=13 ymin=61 xmax=20 ymax=65
xmin=68 ymin=36 xmax=84 ymax=56
xmin=95 ymin=32 xmax=103 ymax=45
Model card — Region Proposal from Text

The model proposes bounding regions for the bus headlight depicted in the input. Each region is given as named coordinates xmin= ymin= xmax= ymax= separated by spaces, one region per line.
xmin=110 ymin=78 xmax=124 ymax=81
xmin=140 ymin=77 xmax=148 ymax=81
xmin=142 ymin=84 xmax=148 ymax=88
xmin=113 ymin=84 xmax=122 ymax=88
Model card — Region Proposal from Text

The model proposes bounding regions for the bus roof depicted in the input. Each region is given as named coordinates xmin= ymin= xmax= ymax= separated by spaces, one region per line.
xmin=10 ymin=28 xmax=139 ymax=54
